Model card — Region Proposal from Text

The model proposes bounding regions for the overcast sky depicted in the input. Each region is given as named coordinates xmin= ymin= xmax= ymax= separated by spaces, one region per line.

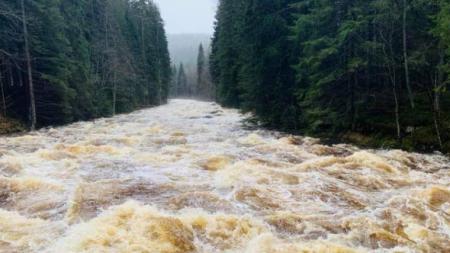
xmin=153 ymin=0 xmax=218 ymax=35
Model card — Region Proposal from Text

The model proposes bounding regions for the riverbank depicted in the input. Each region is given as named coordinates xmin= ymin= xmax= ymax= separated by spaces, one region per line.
xmin=341 ymin=131 xmax=449 ymax=155
xmin=0 ymin=117 xmax=26 ymax=135
xmin=2 ymin=106 xmax=449 ymax=156
xmin=251 ymin=116 xmax=450 ymax=156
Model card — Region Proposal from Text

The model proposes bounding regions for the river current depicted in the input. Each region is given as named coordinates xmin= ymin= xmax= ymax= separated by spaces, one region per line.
xmin=0 ymin=99 xmax=449 ymax=253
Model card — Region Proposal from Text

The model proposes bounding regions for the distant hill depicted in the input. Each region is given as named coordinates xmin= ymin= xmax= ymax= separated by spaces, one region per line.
xmin=167 ymin=34 xmax=212 ymax=66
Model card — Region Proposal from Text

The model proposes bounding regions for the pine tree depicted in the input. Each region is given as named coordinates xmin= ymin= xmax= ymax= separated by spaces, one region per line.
xmin=210 ymin=0 xmax=245 ymax=107
xmin=0 ymin=0 xmax=171 ymax=129
xmin=211 ymin=0 xmax=450 ymax=151
xmin=197 ymin=43 xmax=205 ymax=96
xmin=177 ymin=63 xmax=187 ymax=96
xmin=170 ymin=64 xmax=178 ymax=97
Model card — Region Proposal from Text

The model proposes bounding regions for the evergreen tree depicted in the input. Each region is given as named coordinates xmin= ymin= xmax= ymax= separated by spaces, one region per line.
xmin=177 ymin=63 xmax=187 ymax=96
xmin=211 ymin=0 xmax=450 ymax=152
xmin=197 ymin=43 xmax=205 ymax=96
xmin=210 ymin=0 xmax=245 ymax=107
xmin=0 ymin=0 xmax=171 ymax=129
xmin=196 ymin=43 xmax=214 ymax=100
xmin=170 ymin=64 xmax=178 ymax=97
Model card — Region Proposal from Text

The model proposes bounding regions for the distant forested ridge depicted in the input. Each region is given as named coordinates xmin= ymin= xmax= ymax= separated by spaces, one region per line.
xmin=211 ymin=0 xmax=450 ymax=152
xmin=0 ymin=0 xmax=171 ymax=130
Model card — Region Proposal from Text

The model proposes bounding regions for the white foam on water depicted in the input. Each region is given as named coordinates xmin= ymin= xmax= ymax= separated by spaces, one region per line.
xmin=0 ymin=99 xmax=448 ymax=252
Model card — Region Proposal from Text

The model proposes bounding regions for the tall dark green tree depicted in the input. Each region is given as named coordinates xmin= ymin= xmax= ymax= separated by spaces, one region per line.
xmin=211 ymin=0 xmax=450 ymax=152
xmin=177 ymin=63 xmax=188 ymax=96
xmin=196 ymin=43 xmax=214 ymax=100
xmin=0 ymin=0 xmax=171 ymax=129
xmin=211 ymin=0 xmax=298 ymax=127
xmin=210 ymin=0 xmax=246 ymax=107
xmin=197 ymin=43 xmax=206 ymax=94
xmin=170 ymin=64 xmax=178 ymax=97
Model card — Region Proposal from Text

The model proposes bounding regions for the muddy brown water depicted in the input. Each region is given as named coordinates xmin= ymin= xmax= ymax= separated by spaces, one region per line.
xmin=0 ymin=99 xmax=449 ymax=253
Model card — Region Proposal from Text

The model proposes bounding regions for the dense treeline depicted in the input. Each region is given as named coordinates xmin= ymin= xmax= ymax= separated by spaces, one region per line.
xmin=0 ymin=0 xmax=170 ymax=130
xmin=211 ymin=0 xmax=450 ymax=152
xmin=170 ymin=43 xmax=214 ymax=100
xmin=196 ymin=43 xmax=215 ymax=99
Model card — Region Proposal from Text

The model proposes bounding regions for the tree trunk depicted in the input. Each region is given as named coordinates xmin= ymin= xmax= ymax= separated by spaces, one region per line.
xmin=101 ymin=8 xmax=109 ymax=90
xmin=433 ymin=47 xmax=444 ymax=149
xmin=390 ymin=40 xmax=401 ymax=140
xmin=433 ymin=105 xmax=443 ymax=150
xmin=381 ymin=28 xmax=402 ymax=140
xmin=0 ymin=70 xmax=6 ymax=117
xmin=112 ymin=71 xmax=116 ymax=116
xmin=402 ymin=0 xmax=414 ymax=109
xmin=9 ymin=65 xmax=13 ymax=87
xmin=21 ymin=0 xmax=36 ymax=130
xmin=393 ymin=84 xmax=401 ymax=140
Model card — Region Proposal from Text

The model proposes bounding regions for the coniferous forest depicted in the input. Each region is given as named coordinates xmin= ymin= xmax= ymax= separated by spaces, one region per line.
xmin=1 ymin=2 xmax=450 ymax=252
xmin=0 ymin=0 xmax=171 ymax=130
xmin=170 ymin=42 xmax=215 ymax=100
xmin=1 ymin=0 xmax=449 ymax=153
xmin=210 ymin=0 xmax=450 ymax=152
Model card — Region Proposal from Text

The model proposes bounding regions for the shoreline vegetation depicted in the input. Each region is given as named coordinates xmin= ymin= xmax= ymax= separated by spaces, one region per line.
xmin=210 ymin=0 xmax=450 ymax=154
xmin=1 ymin=1 xmax=449 ymax=155
xmin=3 ymin=107 xmax=448 ymax=156
xmin=0 ymin=117 xmax=26 ymax=136
xmin=245 ymin=116 xmax=450 ymax=155
xmin=0 ymin=0 xmax=171 ymax=131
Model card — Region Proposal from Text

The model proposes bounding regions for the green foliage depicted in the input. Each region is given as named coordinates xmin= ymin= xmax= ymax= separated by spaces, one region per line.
xmin=194 ymin=43 xmax=214 ymax=100
xmin=211 ymin=0 xmax=450 ymax=152
xmin=210 ymin=0 xmax=246 ymax=107
xmin=210 ymin=0 xmax=298 ymax=128
xmin=197 ymin=44 xmax=205 ymax=89
xmin=0 ymin=0 xmax=171 ymax=127
xmin=176 ymin=63 xmax=188 ymax=96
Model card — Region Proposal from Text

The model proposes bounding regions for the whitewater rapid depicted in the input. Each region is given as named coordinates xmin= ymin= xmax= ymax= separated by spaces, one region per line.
xmin=0 ymin=99 xmax=449 ymax=253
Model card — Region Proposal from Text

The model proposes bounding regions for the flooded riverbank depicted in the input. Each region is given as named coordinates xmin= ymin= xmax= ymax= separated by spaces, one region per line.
xmin=0 ymin=99 xmax=449 ymax=252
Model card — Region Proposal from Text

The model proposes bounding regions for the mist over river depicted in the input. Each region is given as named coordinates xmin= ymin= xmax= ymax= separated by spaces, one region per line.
xmin=0 ymin=99 xmax=449 ymax=253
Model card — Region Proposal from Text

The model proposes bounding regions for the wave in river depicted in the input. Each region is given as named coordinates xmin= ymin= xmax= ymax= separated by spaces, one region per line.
xmin=0 ymin=99 xmax=449 ymax=252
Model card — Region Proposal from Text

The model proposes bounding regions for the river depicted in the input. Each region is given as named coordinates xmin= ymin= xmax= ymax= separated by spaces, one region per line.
xmin=0 ymin=99 xmax=449 ymax=253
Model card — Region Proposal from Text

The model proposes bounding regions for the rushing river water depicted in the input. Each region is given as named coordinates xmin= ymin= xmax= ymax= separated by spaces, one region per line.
xmin=0 ymin=99 xmax=449 ymax=253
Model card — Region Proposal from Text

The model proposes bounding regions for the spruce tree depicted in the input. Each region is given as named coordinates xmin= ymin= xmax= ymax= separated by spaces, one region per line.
xmin=0 ymin=0 xmax=171 ymax=129
xmin=211 ymin=0 xmax=450 ymax=151
xmin=177 ymin=63 xmax=187 ymax=96
xmin=197 ymin=43 xmax=205 ymax=96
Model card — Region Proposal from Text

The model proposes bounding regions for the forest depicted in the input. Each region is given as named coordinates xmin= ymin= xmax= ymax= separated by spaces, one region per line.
xmin=0 ymin=0 xmax=171 ymax=131
xmin=210 ymin=0 xmax=450 ymax=152
xmin=0 ymin=2 xmax=449 ymax=252
xmin=170 ymin=43 xmax=215 ymax=100
xmin=1 ymin=0 xmax=449 ymax=153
